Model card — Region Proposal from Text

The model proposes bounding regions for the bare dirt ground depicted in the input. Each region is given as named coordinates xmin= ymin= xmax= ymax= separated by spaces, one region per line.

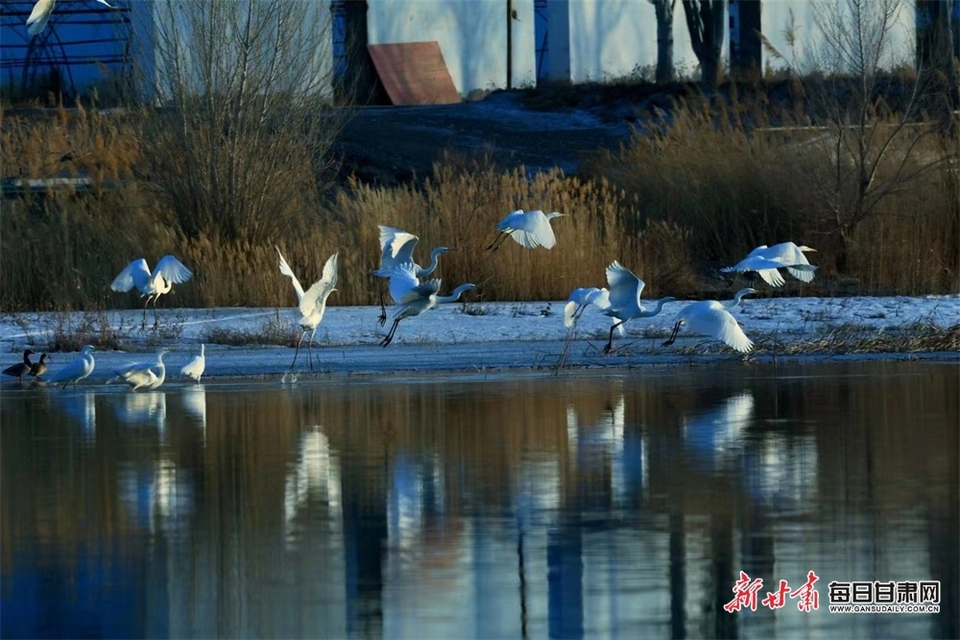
xmin=333 ymin=90 xmax=639 ymax=185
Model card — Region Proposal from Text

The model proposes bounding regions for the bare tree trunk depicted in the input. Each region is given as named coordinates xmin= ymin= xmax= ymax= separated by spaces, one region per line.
xmin=681 ymin=0 xmax=726 ymax=88
xmin=651 ymin=0 xmax=677 ymax=84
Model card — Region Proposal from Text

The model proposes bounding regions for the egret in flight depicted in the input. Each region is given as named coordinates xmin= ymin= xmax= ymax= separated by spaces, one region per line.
xmin=487 ymin=209 xmax=566 ymax=251
xmin=46 ymin=345 xmax=96 ymax=388
xmin=277 ymin=248 xmax=339 ymax=371
xmin=111 ymin=255 xmax=194 ymax=330
xmin=722 ymin=242 xmax=817 ymax=287
xmin=110 ymin=349 xmax=169 ymax=391
xmin=27 ymin=0 xmax=116 ymax=36
xmin=181 ymin=344 xmax=206 ymax=383
xmin=599 ymin=261 xmax=675 ymax=353
xmin=380 ymin=262 xmax=476 ymax=347
xmin=563 ymin=286 xmax=627 ymax=338
xmin=3 ymin=349 xmax=35 ymax=386
xmin=662 ymin=288 xmax=757 ymax=353
xmin=373 ymin=226 xmax=449 ymax=326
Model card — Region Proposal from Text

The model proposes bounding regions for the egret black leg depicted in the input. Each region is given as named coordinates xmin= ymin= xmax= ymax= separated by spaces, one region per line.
xmin=378 ymin=289 xmax=388 ymax=327
xmin=307 ymin=328 xmax=317 ymax=371
xmin=291 ymin=330 xmax=306 ymax=369
xmin=603 ymin=321 xmax=623 ymax=354
xmin=485 ymin=231 xmax=504 ymax=251
xmin=380 ymin=318 xmax=400 ymax=347
xmin=662 ymin=321 xmax=682 ymax=347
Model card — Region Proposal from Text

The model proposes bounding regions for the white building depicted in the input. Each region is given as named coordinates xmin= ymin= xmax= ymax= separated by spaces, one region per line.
xmin=0 ymin=0 xmax=927 ymax=103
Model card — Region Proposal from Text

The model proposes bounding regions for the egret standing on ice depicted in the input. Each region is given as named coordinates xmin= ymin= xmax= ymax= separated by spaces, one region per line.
xmin=27 ymin=0 xmax=115 ymax=36
xmin=277 ymin=248 xmax=339 ymax=371
xmin=373 ymin=226 xmax=449 ymax=326
xmin=3 ymin=349 xmax=35 ymax=386
xmin=110 ymin=349 xmax=169 ymax=392
xmin=380 ymin=262 xmax=476 ymax=347
xmin=600 ymin=261 xmax=675 ymax=354
xmin=662 ymin=288 xmax=757 ymax=353
xmin=721 ymin=242 xmax=817 ymax=287
xmin=46 ymin=345 xmax=96 ymax=388
xmin=111 ymin=255 xmax=194 ymax=330
xmin=487 ymin=209 xmax=566 ymax=251
xmin=181 ymin=344 xmax=206 ymax=383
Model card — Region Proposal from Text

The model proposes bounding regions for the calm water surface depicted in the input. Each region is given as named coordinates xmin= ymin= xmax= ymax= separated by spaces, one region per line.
xmin=1 ymin=360 xmax=957 ymax=639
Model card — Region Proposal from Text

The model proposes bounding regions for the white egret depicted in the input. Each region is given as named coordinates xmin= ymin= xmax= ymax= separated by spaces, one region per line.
xmin=27 ymin=0 xmax=115 ymax=36
xmin=662 ymin=288 xmax=757 ymax=353
xmin=563 ymin=286 xmax=627 ymax=338
xmin=46 ymin=345 xmax=96 ymax=388
xmin=111 ymin=255 xmax=194 ymax=330
xmin=29 ymin=353 xmax=49 ymax=379
xmin=487 ymin=209 xmax=566 ymax=251
xmin=277 ymin=248 xmax=339 ymax=371
xmin=180 ymin=344 xmax=206 ymax=383
xmin=110 ymin=349 xmax=169 ymax=391
xmin=600 ymin=261 xmax=675 ymax=353
xmin=380 ymin=262 xmax=476 ymax=347
xmin=372 ymin=226 xmax=450 ymax=326
xmin=3 ymin=349 xmax=35 ymax=386
xmin=722 ymin=242 xmax=817 ymax=287
xmin=564 ymin=287 xmax=608 ymax=328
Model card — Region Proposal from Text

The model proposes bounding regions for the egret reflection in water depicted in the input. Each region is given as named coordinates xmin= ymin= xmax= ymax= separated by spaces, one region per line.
xmin=118 ymin=458 xmax=195 ymax=534
xmin=50 ymin=389 xmax=97 ymax=441
xmin=112 ymin=390 xmax=167 ymax=434
xmin=284 ymin=427 xmax=342 ymax=543
xmin=387 ymin=452 xmax=445 ymax=549
xmin=682 ymin=391 xmax=755 ymax=470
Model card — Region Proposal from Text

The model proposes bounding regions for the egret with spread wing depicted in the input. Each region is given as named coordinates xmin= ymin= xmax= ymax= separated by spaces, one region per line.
xmin=109 ymin=348 xmax=169 ymax=391
xmin=662 ymin=288 xmax=757 ymax=353
xmin=487 ymin=209 xmax=566 ymax=251
xmin=372 ymin=226 xmax=449 ymax=326
xmin=277 ymin=248 xmax=339 ymax=371
xmin=380 ymin=262 xmax=476 ymax=347
xmin=111 ymin=255 xmax=193 ymax=330
xmin=600 ymin=261 xmax=675 ymax=353
xmin=721 ymin=242 xmax=817 ymax=287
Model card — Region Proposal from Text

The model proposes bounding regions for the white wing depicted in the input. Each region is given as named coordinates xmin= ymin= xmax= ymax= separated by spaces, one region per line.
xmin=27 ymin=0 xmax=55 ymax=35
xmin=496 ymin=209 xmax=525 ymax=232
xmin=380 ymin=227 xmax=419 ymax=262
xmin=563 ymin=300 xmax=581 ymax=328
xmin=276 ymin=247 xmax=305 ymax=302
xmin=605 ymin=261 xmax=644 ymax=312
xmin=757 ymin=243 xmax=816 ymax=283
xmin=154 ymin=255 xmax=193 ymax=285
xmin=387 ymin=262 xmax=421 ymax=303
xmin=757 ymin=268 xmax=786 ymax=287
xmin=111 ymin=258 xmax=152 ymax=293
xmin=505 ymin=210 xmax=558 ymax=249
xmin=681 ymin=303 xmax=754 ymax=353
xmin=300 ymin=253 xmax=339 ymax=319
xmin=95 ymin=0 xmax=115 ymax=7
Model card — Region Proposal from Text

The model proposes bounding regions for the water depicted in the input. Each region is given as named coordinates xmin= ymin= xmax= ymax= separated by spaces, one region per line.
xmin=1 ymin=360 xmax=957 ymax=639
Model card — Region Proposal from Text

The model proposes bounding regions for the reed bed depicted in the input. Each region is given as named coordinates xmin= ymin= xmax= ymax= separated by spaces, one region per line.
xmin=1 ymin=91 xmax=956 ymax=312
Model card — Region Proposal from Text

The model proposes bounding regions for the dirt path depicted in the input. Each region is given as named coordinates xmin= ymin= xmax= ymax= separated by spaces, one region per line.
xmin=334 ymin=92 xmax=635 ymax=184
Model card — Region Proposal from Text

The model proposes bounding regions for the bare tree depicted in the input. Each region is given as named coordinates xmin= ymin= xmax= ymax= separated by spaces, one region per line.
xmin=766 ymin=0 xmax=957 ymax=272
xmin=681 ymin=0 xmax=726 ymax=88
xmin=139 ymin=0 xmax=346 ymax=243
xmin=649 ymin=0 xmax=677 ymax=84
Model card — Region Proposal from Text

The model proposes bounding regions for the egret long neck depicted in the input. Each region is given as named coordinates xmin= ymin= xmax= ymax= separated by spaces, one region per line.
xmin=436 ymin=284 xmax=473 ymax=304
xmin=638 ymin=297 xmax=671 ymax=317
xmin=725 ymin=289 xmax=754 ymax=309
xmin=418 ymin=248 xmax=444 ymax=277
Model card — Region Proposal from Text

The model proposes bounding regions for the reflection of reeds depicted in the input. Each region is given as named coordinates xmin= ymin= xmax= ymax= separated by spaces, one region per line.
xmin=2 ymin=363 xmax=956 ymax=578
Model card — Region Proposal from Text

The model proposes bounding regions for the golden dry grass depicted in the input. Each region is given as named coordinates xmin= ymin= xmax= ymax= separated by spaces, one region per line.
xmin=1 ymin=94 xmax=957 ymax=312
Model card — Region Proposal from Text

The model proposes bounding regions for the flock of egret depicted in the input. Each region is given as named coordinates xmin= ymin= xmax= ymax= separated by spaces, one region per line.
xmin=3 ymin=207 xmax=817 ymax=389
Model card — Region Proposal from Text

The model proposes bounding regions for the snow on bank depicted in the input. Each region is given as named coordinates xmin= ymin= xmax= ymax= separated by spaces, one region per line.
xmin=1 ymin=295 xmax=957 ymax=379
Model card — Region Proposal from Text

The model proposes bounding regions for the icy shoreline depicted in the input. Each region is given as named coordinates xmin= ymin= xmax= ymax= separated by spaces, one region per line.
xmin=1 ymin=294 xmax=957 ymax=381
